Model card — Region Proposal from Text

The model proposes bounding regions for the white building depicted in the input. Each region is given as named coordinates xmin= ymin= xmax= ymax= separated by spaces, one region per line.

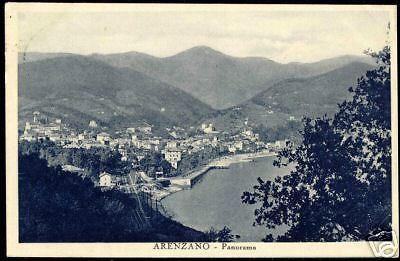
xmin=118 ymin=148 xmax=128 ymax=157
xmin=117 ymin=138 xmax=131 ymax=147
xmin=242 ymin=129 xmax=254 ymax=137
xmin=201 ymin=123 xmax=216 ymax=134
xmin=24 ymin=121 xmax=40 ymax=133
xmin=99 ymin=172 xmax=114 ymax=187
xmin=131 ymin=134 xmax=139 ymax=142
xmin=33 ymin=111 xmax=41 ymax=123
xmin=20 ymin=132 xmax=37 ymax=142
xmin=89 ymin=120 xmax=98 ymax=128
xmin=97 ymin=132 xmax=111 ymax=145
xmin=169 ymin=131 xmax=179 ymax=139
xmin=211 ymin=136 xmax=219 ymax=147
xmin=235 ymin=141 xmax=244 ymax=150
xmin=48 ymin=133 xmax=61 ymax=142
xmin=135 ymin=140 xmax=151 ymax=150
xmin=136 ymin=154 xmax=146 ymax=161
xmin=62 ymin=165 xmax=85 ymax=177
xmin=228 ymin=141 xmax=244 ymax=153
xmin=166 ymin=140 xmax=178 ymax=149
xmin=138 ymin=125 xmax=152 ymax=134
xmin=24 ymin=121 xmax=32 ymax=131
xmin=126 ymin=127 xmax=136 ymax=134
xmin=228 ymin=144 xmax=237 ymax=153
xmin=164 ymin=149 xmax=182 ymax=169
xmin=275 ymin=140 xmax=288 ymax=148
xmin=45 ymin=123 xmax=61 ymax=132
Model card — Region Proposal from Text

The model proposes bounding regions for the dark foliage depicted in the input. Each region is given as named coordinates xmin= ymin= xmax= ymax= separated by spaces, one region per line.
xmin=204 ymin=226 xmax=239 ymax=242
xmin=19 ymin=153 xmax=206 ymax=242
xmin=18 ymin=55 xmax=215 ymax=130
xmin=263 ymin=120 xmax=303 ymax=143
xmin=19 ymin=140 xmax=127 ymax=180
xmin=242 ymin=46 xmax=392 ymax=242
xmin=177 ymin=146 xmax=223 ymax=174
xmin=139 ymin=152 xmax=172 ymax=177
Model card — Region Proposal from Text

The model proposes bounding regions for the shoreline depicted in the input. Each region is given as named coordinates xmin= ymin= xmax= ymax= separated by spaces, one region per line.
xmin=155 ymin=150 xmax=277 ymax=202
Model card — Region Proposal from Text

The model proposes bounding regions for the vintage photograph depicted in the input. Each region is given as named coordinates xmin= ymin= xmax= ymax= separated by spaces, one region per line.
xmin=5 ymin=3 xmax=398 ymax=258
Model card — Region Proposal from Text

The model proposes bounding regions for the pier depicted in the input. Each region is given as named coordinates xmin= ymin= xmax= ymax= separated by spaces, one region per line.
xmin=168 ymin=150 xmax=276 ymax=188
xmin=168 ymin=165 xmax=227 ymax=188
xmin=132 ymin=150 xmax=277 ymax=200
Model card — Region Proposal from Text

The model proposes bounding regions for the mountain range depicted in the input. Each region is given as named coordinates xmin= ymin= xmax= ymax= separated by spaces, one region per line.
xmin=208 ymin=61 xmax=374 ymax=132
xmin=90 ymin=46 xmax=375 ymax=109
xmin=18 ymin=46 xmax=375 ymax=131
xmin=18 ymin=55 xmax=215 ymax=130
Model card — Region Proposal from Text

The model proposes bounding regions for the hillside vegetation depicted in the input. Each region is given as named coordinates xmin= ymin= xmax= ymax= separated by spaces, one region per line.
xmin=19 ymin=47 xmax=374 ymax=135
xmin=207 ymin=62 xmax=374 ymax=133
xmin=91 ymin=46 xmax=375 ymax=109
xmin=18 ymin=55 xmax=214 ymax=130
xmin=19 ymin=153 xmax=206 ymax=242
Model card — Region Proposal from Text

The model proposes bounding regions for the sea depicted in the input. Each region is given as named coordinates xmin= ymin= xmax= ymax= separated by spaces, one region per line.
xmin=161 ymin=156 xmax=292 ymax=242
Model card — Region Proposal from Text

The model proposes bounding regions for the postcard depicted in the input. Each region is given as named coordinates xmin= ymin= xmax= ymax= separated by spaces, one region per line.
xmin=5 ymin=3 xmax=398 ymax=258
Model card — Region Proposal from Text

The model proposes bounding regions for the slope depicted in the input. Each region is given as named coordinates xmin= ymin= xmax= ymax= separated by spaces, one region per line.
xmin=208 ymin=62 xmax=375 ymax=132
xmin=18 ymin=55 xmax=215 ymax=130
xmin=91 ymin=46 xmax=375 ymax=109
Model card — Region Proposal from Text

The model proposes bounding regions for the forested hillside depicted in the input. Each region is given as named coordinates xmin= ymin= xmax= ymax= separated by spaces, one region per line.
xmin=19 ymin=153 xmax=207 ymax=242
xmin=18 ymin=55 xmax=215 ymax=130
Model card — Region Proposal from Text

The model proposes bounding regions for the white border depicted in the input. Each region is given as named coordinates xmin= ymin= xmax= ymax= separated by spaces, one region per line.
xmin=5 ymin=3 xmax=398 ymax=258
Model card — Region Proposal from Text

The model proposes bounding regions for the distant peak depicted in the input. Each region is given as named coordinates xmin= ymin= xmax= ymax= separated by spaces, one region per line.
xmin=189 ymin=45 xmax=217 ymax=51
xmin=169 ymin=46 xmax=227 ymax=58
xmin=90 ymin=51 xmax=158 ymax=60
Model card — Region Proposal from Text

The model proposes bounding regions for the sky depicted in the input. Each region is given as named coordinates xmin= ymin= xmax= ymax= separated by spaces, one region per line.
xmin=17 ymin=5 xmax=394 ymax=63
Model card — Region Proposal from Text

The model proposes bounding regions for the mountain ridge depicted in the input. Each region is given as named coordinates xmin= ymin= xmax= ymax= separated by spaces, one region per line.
xmin=18 ymin=55 xmax=215 ymax=130
xmin=86 ymin=46 xmax=375 ymax=109
xmin=19 ymin=46 xmax=375 ymax=65
xmin=205 ymin=61 xmax=374 ymax=133
xmin=18 ymin=47 xmax=376 ymax=132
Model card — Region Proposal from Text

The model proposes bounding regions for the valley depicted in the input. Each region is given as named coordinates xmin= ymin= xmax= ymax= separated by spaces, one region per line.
xmin=18 ymin=46 xmax=374 ymax=135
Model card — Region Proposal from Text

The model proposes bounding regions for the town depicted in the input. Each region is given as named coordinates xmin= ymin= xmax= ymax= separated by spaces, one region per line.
xmin=19 ymin=111 xmax=287 ymax=201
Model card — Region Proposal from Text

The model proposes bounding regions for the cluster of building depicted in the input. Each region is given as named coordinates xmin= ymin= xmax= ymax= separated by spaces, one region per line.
xmin=20 ymin=112 xmax=287 ymax=190
xmin=21 ymin=112 xmax=68 ymax=143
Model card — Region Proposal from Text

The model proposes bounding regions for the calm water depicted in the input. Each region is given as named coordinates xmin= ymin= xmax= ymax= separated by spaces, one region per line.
xmin=161 ymin=156 xmax=291 ymax=242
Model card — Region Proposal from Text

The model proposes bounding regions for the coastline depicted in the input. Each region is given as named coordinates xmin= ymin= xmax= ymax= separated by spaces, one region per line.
xmin=155 ymin=150 xmax=277 ymax=202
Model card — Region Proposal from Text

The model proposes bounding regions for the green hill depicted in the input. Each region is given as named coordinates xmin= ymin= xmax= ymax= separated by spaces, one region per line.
xmin=207 ymin=62 xmax=375 ymax=133
xmin=18 ymin=55 xmax=215 ymax=130
xmin=91 ymin=46 xmax=375 ymax=109
xmin=19 ymin=153 xmax=206 ymax=242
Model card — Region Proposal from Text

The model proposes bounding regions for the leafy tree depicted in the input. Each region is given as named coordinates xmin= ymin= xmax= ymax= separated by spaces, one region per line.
xmin=177 ymin=145 xmax=221 ymax=173
xmin=19 ymin=141 xmax=129 ymax=180
xmin=139 ymin=152 xmax=172 ymax=177
xmin=253 ymin=124 xmax=269 ymax=142
xmin=18 ymin=153 xmax=206 ymax=242
xmin=242 ymin=46 xmax=392 ymax=242
xmin=263 ymin=120 xmax=302 ymax=143
xmin=204 ymin=226 xmax=239 ymax=242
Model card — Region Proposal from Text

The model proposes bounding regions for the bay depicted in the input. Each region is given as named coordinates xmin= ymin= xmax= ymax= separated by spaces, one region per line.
xmin=161 ymin=156 xmax=292 ymax=242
